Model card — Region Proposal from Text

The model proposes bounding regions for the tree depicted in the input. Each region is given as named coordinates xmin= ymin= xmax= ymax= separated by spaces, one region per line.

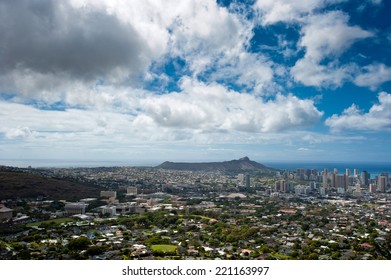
xmin=85 ymin=246 xmax=104 ymax=256
xmin=301 ymin=223 xmax=310 ymax=231
xmin=68 ymin=237 xmax=91 ymax=251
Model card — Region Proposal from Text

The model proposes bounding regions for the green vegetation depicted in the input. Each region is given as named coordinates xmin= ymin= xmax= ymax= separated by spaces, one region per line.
xmin=26 ymin=217 xmax=74 ymax=227
xmin=0 ymin=170 xmax=100 ymax=200
xmin=151 ymin=245 xmax=177 ymax=255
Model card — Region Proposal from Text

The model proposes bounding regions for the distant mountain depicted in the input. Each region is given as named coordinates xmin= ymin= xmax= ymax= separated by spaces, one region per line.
xmin=155 ymin=157 xmax=276 ymax=174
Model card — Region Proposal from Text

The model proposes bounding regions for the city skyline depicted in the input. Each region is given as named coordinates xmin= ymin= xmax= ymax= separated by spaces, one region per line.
xmin=1 ymin=0 xmax=391 ymax=164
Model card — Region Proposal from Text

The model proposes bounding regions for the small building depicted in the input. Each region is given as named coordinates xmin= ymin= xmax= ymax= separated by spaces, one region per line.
xmin=126 ymin=187 xmax=138 ymax=195
xmin=0 ymin=206 xmax=13 ymax=221
xmin=226 ymin=193 xmax=247 ymax=200
xmin=100 ymin=191 xmax=117 ymax=199
xmin=64 ymin=203 xmax=87 ymax=215
xmin=101 ymin=205 xmax=116 ymax=217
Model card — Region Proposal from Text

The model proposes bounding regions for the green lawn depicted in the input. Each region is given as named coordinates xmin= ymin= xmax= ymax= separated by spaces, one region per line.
xmin=26 ymin=217 xmax=74 ymax=227
xmin=151 ymin=244 xmax=177 ymax=254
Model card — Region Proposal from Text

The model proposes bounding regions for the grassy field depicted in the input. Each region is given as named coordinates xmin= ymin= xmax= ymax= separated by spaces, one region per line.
xmin=27 ymin=217 xmax=74 ymax=227
xmin=151 ymin=244 xmax=177 ymax=254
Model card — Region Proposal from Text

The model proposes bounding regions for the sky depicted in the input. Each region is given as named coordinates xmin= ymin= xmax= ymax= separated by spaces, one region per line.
xmin=1 ymin=0 xmax=391 ymax=166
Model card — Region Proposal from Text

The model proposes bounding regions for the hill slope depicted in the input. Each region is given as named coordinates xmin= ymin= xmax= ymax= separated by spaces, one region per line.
xmin=156 ymin=157 xmax=275 ymax=174
xmin=0 ymin=169 xmax=100 ymax=201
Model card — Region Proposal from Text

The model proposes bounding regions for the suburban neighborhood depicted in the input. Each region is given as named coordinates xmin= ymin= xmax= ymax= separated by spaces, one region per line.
xmin=1 ymin=160 xmax=390 ymax=260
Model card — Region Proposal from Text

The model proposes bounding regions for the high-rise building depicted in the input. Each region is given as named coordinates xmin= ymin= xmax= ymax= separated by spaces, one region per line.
xmin=378 ymin=176 xmax=387 ymax=193
xmin=336 ymin=174 xmax=347 ymax=190
xmin=346 ymin=168 xmax=350 ymax=177
xmin=305 ymin=169 xmax=311 ymax=180
xmin=322 ymin=168 xmax=328 ymax=188
xmin=245 ymin=174 xmax=250 ymax=190
xmin=296 ymin=169 xmax=305 ymax=180
xmin=329 ymin=172 xmax=336 ymax=188
xmin=361 ymin=171 xmax=369 ymax=186
xmin=274 ymin=180 xmax=288 ymax=193
xmin=237 ymin=174 xmax=245 ymax=185
xmin=354 ymin=169 xmax=359 ymax=177
xmin=369 ymin=183 xmax=376 ymax=193
xmin=380 ymin=172 xmax=389 ymax=186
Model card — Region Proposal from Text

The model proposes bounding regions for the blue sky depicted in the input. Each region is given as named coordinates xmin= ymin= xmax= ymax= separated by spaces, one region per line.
xmin=1 ymin=0 xmax=391 ymax=166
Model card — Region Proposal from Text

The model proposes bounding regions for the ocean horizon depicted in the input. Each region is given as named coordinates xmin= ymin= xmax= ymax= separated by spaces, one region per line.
xmin=2 ymin=159 xmax=391 ymax=178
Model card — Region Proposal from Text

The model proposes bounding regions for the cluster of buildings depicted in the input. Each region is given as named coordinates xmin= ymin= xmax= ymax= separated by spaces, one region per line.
xmin=275 ymin=167 xmax=390 ymax=196
xmin=1 ymin=164 xmax=390 ymax=260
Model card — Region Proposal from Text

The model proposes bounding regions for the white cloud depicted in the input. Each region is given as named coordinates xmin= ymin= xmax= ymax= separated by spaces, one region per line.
xmin=0 ymin=0 xmax=271 ymax=106
xmin=325 ymin=92 xmax=391 ymax=131
xmin=134 ymin=78 xmax=323 ymax=134
xmin=0 ymin=0 xmax=159 ymax=107
xmin=253 ymin=0 xmax=346 ymax=25
xmin=5 ymin=127 xmax=33 ymax=140
xmin=71 ymin=0 xmax=254 ymax=76
xmin=354 ymin=63 xmax=391 ymax=90
xmin=0 ymin=0 xmax=150 ymax=80
xmin=0 ymin=79 xmax=323 ymax=146
xmin=0 ymin=100 xmax=134 ymax=139
xmin=207 ymin=52 xmax=275 ymax=94
xmin=291 ymin=11 xmax=372 ymax=87
xmin=291 ymin=58 xmax=353 ymax=87
xmin=370 ymin=0 xmax=383 ymax=4
xmin=299 ymin=11 xmax=372 ymax=62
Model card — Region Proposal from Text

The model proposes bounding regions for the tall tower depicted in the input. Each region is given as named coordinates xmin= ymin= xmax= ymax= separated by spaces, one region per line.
xmin=346 ymin=168 xmax=350 ymax=177
xmin=330 ymin=172 xmax=336 ymax=188
xmin=361 ymin=171 xmax=369 ymax=186
xmin=237 ymin=174 xmax=245 ymax=186
xmin=336 ymin=174 xmax=347 ymax=191
xmin=322 ymin=168 xmax=328 ymax=188
xmin=378 ymin=176 xmax=387 ymax=193
xmin=245 ymin=174 xmax=250 ymax=191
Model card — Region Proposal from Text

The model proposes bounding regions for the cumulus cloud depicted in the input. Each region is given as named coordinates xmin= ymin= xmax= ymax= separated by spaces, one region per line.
xmin=291 ymin=11 xmax=372 ymax=87
xmin=325 ymin=92 xmax=391 ymax=131
xmin=71 ymin=0 xmax=255 ymax=77
xmin=207 ymin=52 xmax=275 ymax=94
xmin=0 ymin=0 xmax=149 ymax=79
xmin=0 ymin=0 xmax=157 ymax=106
xmin=5 ymin=127 xmax=33 ymax=140
xmin=298 ymin=11 xmax=372 ymax=62
xmin=354 ymin=64 xmax=391 ymax=90
xmin=0 ymin=0 xmax=274 ymax=104
xmin=134 ymin=78 xmax=323 ymax=134
xmin=168 ymin=1 xmax=251 ymax=73
xmin=291 ymin=58 xmax=353 ymax=87
xmin=253 ymin=0 xmax=346 ymax=25
xmin=0 ymin=77 xmax=323 ymax=144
